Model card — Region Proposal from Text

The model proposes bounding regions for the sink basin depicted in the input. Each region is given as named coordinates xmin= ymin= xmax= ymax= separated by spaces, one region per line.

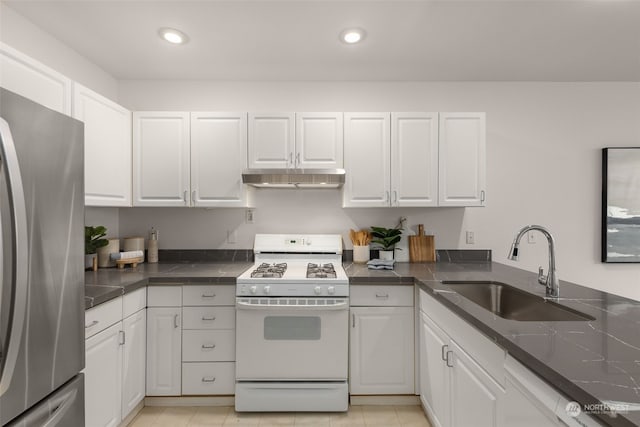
xmin=441 ymin=281 xmax=595 ymax=321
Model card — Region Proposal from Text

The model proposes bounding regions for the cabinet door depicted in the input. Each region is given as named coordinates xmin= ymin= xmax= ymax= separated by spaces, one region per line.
xmin=295 ymin=112 xmax=343 ymax=169
xmin=343 ymin=113 xmax=390 ymax=207
xmin=504 ymin=376 xmax=559 ymax=427
xmin=438 ymin=112 xmax=486 ymax=207
xmin=85 ymin=322 xmax=122 ymax=427
xmin=122 ymin=309 xmax=146 ymax=419
xmin=133 ymin=112 xmax=191 ymax=206
xmin=350 ymin=307 xmax=414 ymax=394
xmin=72 ymin=83 xmax=132 ymax=207
xmin=0 ymin=42 xmax=72 ymax=114
xmin=391 ymin=113 xmax=438 ymax=207
xmin=449 ymin=340 xmax=502 ymax=427
xmin=146 ymin=307 xmax=182 ymax=395
xmin=419 ymin=312 xmax=450 ymax=427
xmin=247 ymin=112 xmax=294 ymax=169
xmin=191 ymin=112 xmax=251 ymax=207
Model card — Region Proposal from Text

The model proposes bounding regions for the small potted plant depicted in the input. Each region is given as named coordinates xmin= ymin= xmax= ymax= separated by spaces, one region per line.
xmin=371 ymin=224 xmax=403 ymax=260
xmin=85 ymin=225 xmax=108 ymax=270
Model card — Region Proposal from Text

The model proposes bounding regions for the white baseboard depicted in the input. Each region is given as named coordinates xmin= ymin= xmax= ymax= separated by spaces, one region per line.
xmin=120 ymin=400 xmax=144 ymax=427
xmin=350 ymin=395 xmax=420 ymax=406
xmin=144 ymin=396 xmax=235 ymax=407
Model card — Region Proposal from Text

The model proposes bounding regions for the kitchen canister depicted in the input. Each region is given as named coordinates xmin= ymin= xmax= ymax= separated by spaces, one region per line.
xmin=353 ymin=245 xmax=370 ymax=264
xmin=97 ymin=238 xmax=119 ymax=268
xmin=123 ymin=236 xmax=145 ymax=262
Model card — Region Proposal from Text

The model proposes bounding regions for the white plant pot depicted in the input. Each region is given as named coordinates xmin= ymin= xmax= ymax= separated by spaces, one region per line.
xmin=379 ymin=250 xmax=394 ymax=261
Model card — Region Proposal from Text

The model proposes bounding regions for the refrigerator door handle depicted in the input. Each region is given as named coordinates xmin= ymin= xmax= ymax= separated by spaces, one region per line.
xmin=42 ymin=388 xmax=78 ymax=427
xmin=0 ymin=118 xmax=29 ymax=397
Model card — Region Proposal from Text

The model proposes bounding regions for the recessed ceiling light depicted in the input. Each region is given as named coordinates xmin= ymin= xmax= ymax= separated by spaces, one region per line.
xmin=159 ymin=27 xmax=189 ymax=45
xmin=340 ymin=28 xmax=366 ymax=44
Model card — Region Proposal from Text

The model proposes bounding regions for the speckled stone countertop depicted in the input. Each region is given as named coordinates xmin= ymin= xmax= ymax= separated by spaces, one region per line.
xmin=86 ymin=260 xmax=640 ymax=426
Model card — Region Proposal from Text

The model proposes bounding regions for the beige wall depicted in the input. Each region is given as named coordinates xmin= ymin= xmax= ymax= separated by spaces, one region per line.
xmin=117 ymin=80 xmax=640 ymax=301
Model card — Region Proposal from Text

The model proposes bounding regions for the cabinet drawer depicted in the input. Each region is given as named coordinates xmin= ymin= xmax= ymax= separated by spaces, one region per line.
xmin=147 ymin=286 xmax=182 ymax=307
xmin=183 ymin=307 xmax=235 ymax=330
xmin=85 ymin=296 xmax=122 ymax=339
xmin=182 ymin=330 xmax=235 ymax=362
xmin=182 ymin=362 xmax=235 ymax=395
xmin=350 ymin=285 xmax=413 ymax=307
xmin=183 ymin=285 xmax=235 ymax=306
xmin=123 ymin=287 xmax=146 ymax=317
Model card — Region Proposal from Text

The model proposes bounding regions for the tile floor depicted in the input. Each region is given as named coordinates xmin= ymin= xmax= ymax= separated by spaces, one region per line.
xmin=127 ymin=405 xmax=432 ymax=427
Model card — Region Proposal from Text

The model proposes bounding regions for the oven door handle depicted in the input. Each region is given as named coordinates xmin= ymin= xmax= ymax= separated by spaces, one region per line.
xmin=236 ymin=300 xmax=348 ymax=311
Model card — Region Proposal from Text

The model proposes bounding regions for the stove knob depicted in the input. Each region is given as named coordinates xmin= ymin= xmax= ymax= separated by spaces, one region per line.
xmin=328 ymin=286 xmax=336 ymax=295
xmin=250 ymin=286 xmax=258 ymax=295
xmin=314 ymin=286 xmax=322 ymax=295
xmin=264 ymin=285 xmax=271 ymax=295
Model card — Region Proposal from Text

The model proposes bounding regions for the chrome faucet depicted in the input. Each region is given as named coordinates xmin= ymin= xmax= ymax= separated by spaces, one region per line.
xmin=507 ymin=225 xmax=560 ymax=298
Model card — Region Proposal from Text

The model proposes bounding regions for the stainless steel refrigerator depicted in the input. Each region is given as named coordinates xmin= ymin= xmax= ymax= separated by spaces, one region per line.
xmin=1 ymin=88 xmax=84 ymax=426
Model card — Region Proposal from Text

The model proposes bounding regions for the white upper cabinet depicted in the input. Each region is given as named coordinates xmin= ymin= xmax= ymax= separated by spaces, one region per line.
xmin=438 ymin=112 xmax=486 ymax=207
xmin=0 ymin=43 xmax=72 ymax=115
xmin=72 ymin=83 xmax=132 ymax=207
xmin=295 ymin=112 xmax=343 ymax=169
xmin=391 ymin=113 xmax=439 ymax=207
xmin=343 ymin=113 xmax=391 ymax=207
xmin=247 ymin=113 xmax=294 ymax=169
xmin=133 ymin=112 xmax=191 ymax=206
xmin=248 ymin=112 xmax=343 ymax=170
xmin=191 ymin=112 xmax=252 ymax=207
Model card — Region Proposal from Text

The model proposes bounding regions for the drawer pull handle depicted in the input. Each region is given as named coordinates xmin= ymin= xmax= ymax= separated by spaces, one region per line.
xmin=202 ymin=344 xmax=216 ymax=349
xmin=202 ymin=316 xmax=216 ymax=321
xmin=84 ymin=320 xmax=99 ymax=329
xmin=375 ymin=293 xmax=389 ymax=299
xmin=201 ymin=377 xmax=216 ymax=383
xmin=202 ymin=294 xmax=216 ymax=298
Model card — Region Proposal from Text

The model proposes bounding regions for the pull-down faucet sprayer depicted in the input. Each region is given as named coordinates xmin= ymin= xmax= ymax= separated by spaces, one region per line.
xmin=508 ymin=225 xmax=560 ymax=298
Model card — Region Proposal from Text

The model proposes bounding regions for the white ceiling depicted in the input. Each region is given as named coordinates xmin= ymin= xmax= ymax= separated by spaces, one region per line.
xmin=4 ymin=0 xmax=640 ymax=81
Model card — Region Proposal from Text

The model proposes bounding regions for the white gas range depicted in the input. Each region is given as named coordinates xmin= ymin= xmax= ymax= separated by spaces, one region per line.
xmin=235 ymin=234 xmax=349 ymax=413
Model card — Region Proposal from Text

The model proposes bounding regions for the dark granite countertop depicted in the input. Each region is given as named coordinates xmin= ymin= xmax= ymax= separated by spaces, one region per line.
xmin=346 ymin=261 xmax=640 ymax=427
xmin=85 ymin=260 xmax=640 ymax=425
xmin=84 ymin=262 xmax=252 ymax=309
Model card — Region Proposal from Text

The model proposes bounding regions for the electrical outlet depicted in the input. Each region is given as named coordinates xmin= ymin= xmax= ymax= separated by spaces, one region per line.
xmin=466 ymin=231 xmax=475 ymax=245
xmin=245 ymin=209 xmax=255 ymax=224
xmin=528 ymin=231 xmax=536 ymax=244
xmin=227 ymin=230 xmax=237 ymax=244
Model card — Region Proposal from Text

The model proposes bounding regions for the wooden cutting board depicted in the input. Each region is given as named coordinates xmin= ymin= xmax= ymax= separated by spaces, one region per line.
xmin=409 ymin=224 xmax=435 ymax=262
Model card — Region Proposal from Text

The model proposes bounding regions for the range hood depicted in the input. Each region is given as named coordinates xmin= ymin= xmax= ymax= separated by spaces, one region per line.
xmin=242 ymin=168 xmax=346 ymax=188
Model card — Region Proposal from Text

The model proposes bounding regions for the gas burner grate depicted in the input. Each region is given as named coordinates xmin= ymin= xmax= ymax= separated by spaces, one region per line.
xmin=251 ymin=262 xmax=288 ymax=278
xmin=307 ymin=263 xmax=337 ymax=279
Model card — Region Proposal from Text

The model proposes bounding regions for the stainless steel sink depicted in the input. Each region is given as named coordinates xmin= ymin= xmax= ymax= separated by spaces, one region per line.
xmin=441 ymin=281 xmax=595 ymax=321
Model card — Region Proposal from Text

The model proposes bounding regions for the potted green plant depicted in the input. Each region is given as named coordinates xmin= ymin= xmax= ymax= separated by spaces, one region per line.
xmin=371 ymin=224 xmax=403 ymax=260
xmin=85 ymin=225 xmax=108 ymax=270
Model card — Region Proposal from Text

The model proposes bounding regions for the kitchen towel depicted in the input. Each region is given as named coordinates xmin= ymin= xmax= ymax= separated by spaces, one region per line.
xmin=110 ymin=250 xmax=144 ymax=260
xmin=367 ymin=259 xmax=395 ymax=270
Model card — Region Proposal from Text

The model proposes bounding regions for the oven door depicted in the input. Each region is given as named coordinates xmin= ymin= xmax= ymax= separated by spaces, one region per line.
xmin=235 ymin=297 xmax=348 ymax=380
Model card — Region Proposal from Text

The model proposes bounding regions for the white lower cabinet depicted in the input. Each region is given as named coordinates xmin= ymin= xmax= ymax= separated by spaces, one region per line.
xmin=419 ymin=312 xmax=450 ymax=427
xmin=349 ymin=285 xmax=414 ymax=394
xmin=85 ymin=322 xmax=123 ymax=427
xmin=182 ymin=285 xmax=236 ymax=395
xmin=121 ymin=308 xmax=146 ymax=418
xmin=419 ymin=295 xmax=504 ymax=427
xmin=146 ymin=306 xmax=182 ymax=395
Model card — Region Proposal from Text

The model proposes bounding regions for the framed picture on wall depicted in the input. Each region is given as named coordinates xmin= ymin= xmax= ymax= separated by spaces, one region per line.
xmin=602 ymin=147 xmax=640 ymax=262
